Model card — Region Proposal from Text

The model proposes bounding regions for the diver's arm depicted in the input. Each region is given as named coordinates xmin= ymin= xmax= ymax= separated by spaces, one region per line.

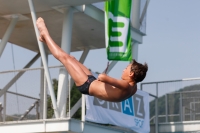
xmin=97 ymin=73 xmax=130 ymax=90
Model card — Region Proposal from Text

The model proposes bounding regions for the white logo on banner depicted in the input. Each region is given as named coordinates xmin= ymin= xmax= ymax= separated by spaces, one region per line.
xmin=136 ymin=97 xmax=143 ymax=116
xmin=124 ymin=99 xmax=133 ymax=113
xmin=109 ymin=12 xmax=129 ymax=53
xmin=134 ymin=94 xmax=145 ymax=118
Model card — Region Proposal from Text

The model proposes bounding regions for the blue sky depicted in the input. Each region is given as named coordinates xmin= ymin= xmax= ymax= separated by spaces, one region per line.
xmin=1 ymin=0 xmax=200 ymax=87
xmin=139 ymin=0 xmax=200 ymax=82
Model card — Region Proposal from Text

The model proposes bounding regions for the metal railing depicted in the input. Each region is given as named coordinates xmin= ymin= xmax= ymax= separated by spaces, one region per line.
xmin=141 ymin=77 xmax=200 ymax=133
xmin=0 ymin=89 xmax=40 ymax=122
xmin=0 ymin=65 xmax=70 ymax=122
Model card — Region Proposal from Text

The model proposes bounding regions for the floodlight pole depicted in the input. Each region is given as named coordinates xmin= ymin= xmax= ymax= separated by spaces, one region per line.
xmin=140 ymin=0 xmax=150 ymax=24
xmin=28 ymin=0 xmax=59 ymax=118
xmin=0 ymin=15 xmax=18 ymax=57
xmin=131 ymin=0 xmax=141 ymax=61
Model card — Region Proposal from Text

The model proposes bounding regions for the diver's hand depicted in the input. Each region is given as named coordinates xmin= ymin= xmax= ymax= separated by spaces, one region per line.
xmin=97 ymin=73 xmax=107 ymax=82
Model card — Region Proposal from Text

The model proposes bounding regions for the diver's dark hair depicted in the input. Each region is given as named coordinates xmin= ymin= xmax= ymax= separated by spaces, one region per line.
xmin=130 ymin=59 xmax=148 ymax=83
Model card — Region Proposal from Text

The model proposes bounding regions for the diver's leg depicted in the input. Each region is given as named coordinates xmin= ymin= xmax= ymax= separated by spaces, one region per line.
xmin=69 ymin=55 xmax=92 ymax=75
xmin=36 ymin=17 xmax=88 ymax=86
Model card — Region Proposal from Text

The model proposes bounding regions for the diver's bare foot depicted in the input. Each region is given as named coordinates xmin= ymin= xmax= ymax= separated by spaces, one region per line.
xmin=36 ymin=17 xmax=49 ymax=41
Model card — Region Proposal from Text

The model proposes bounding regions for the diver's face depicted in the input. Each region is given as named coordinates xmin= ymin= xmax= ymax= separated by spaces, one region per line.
xmin=121 ymin=64 xmax=132 ymax=79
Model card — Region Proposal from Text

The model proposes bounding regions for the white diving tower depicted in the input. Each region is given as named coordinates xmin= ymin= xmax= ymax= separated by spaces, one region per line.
xmin=0 ymin=0 xmax=146 ymax=132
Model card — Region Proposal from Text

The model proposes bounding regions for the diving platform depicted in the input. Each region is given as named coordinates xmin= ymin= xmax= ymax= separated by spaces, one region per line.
xmin=0 ymin=118 xmax=136 ymax=133
xmin=150 ymin=121 xmax=200 ymax=133
xmin=158 ymin=121 xmax=200 ymax=133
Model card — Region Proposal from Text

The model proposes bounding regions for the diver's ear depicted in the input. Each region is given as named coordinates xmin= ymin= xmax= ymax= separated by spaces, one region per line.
xmin=129 ymin=71 xmax=134 ymax=78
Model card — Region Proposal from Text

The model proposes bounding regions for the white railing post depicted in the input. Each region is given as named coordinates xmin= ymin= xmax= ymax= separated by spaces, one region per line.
xmin=28 ymin=0 xmax=59 ymax=118
xmin=165 ymin=94 xmax=168 ymax=122
xmin=180 ymin=92 xmax=183 ymax=121
xmin=57 ymin=7 xmax=74 ymax=118
xmin=155 ymin=83 xmax=158 ymax=133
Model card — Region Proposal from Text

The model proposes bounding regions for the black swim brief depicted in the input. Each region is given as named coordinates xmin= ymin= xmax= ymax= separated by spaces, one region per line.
xmin=77 ymin=75 xmax=96 ymax=95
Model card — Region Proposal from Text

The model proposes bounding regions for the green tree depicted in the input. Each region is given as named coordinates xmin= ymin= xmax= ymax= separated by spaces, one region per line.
xmin=70 ymin=83 xmax=82 ymax=119
xmin=47 ymin=79 xmax=82 ymax=119
xmin=47 ymin=79 xmax=58 ymax=118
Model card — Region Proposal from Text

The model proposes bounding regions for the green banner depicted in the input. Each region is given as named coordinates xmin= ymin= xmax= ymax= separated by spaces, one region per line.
xmin=105 ymin=0 xmax=132 ymax=61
